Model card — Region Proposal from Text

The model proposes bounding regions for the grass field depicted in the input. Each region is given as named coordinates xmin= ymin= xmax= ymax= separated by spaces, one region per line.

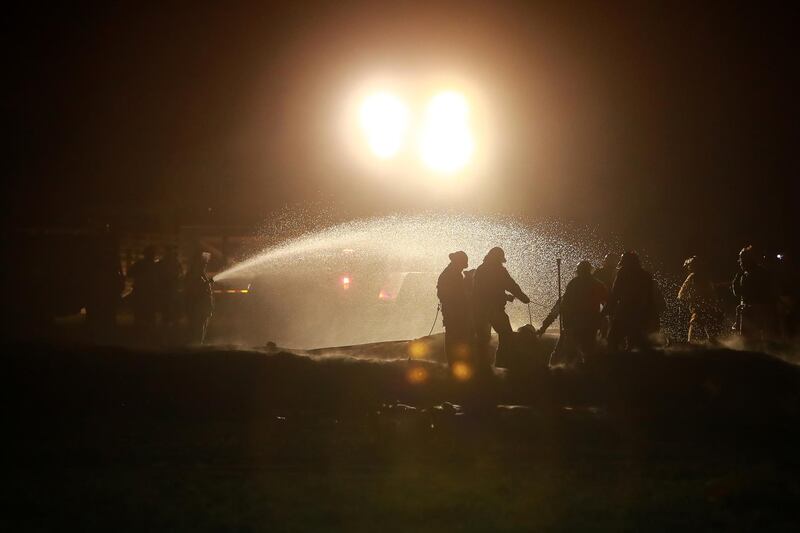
xmin=4 ymin=339 xmax=800 ymax=531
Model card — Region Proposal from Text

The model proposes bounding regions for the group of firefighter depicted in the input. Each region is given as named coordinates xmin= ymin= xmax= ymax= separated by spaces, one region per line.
xmin=437 ymin=244 xmax=790 ymax=373
xmin=87 ymin=245 xmax=215 ymax=344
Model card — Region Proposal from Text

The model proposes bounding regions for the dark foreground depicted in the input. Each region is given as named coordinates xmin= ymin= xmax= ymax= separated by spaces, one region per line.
xmin=4 ymin=338 xmax=800 ymax=532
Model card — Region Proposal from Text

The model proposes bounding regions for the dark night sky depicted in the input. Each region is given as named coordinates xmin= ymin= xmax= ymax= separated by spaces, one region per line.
xmin=2 ymin=1 xmax=797 ymax=263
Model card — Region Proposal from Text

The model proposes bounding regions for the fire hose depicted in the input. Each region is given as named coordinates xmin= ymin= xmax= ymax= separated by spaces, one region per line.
xmin=428 ymin=303 xmax=441 ymax=337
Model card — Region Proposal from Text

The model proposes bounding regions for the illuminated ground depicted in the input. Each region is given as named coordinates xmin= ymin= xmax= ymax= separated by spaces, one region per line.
xmin=5 ymin=340 xmax=800 ymax=531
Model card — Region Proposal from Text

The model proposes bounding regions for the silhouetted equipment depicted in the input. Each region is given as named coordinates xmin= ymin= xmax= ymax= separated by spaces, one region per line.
xmin=427 ymin=303 xmax=440 ymax=338
xmin=556 ymin=258 xmax=563 ymax=337
xmin=473 ymin=247 xmax=530 ymax=369
xmin=493 ymin=322 xmax=542 ymax=371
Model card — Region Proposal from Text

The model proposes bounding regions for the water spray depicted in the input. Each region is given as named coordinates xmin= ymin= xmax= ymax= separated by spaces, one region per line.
xmin=207 ymin=213 xmax=684 ymax=348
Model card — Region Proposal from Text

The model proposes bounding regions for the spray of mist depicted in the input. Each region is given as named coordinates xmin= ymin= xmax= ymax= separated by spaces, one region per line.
xmin=215 ymin=213 xmax=682 ymax=349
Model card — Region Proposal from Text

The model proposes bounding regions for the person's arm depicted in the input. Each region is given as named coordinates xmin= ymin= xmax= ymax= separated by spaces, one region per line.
xmin=437 ymin=271 xmax=462 ymax=305
xmin=598 ymin=281 xmax=609 ymax=306
xmin=436 ymin=271 xmax=449 ymax=302
xmin=604 ymin=275 xmax=621 ymax=316
xmin=677 ymin=273 xmax=693 ymax=302
xmin=503 ymin=268 xmax=530 ymax=303
xmin=539 ymin=300 xmax=559 ymax=334
xmin=731 ymin=272 xmax=742 ymax=298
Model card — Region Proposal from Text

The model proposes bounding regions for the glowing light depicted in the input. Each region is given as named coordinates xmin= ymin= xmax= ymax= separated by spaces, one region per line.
xmin=419 ymin=91 xmax=474 ymax=174
xmin=408 ymin=340 xmax=429 ymax=359
xmin=341 ymin=275 xmax=351 ymax=290
xmin=451 ymin=361 xmax=473 ymax=381
xmin=359 ymin=92 xmax=410 ymax=158
xmin=452 ymin=342 xmax=471 ymax=360
xmin=407 ymin=366 xmax=428 ymax=384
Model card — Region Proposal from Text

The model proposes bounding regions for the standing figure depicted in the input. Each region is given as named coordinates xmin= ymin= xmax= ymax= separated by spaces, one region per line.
xmin=731 ymin=245 xmax=776 ymax=342
xmin=594 ymin=253 xmax=619 ymax=293
xmin=473 ymin=247 xmax=530 ymax=370
xmin=85 ymin=239 xmax=124 ymax=340
xmin=606 ymin=251 xmax=658 ymax=351
xmin=437 ymin=251 xmax=475 ymax=372
xmin=594 ymin=253 xmax=619 ymax=340
xmin=771 ymin=253 xmax=800 ymax=341
xmin=127 ymin=246 xmax=160 ymax=331
xmin=185 ymin=251 xmax=214 ymax=344
xmin=539 ymin=260 xmax=607 ymax=366
xmin=157 ymin=246 xmax=184 ymax=329
xmin=678 ymin=256 xmax=721 ymax=343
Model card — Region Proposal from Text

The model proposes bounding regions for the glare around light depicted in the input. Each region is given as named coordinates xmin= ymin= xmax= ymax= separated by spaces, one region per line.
xmin=451 ymin=361 xmax=473 ymax=381
xmin=408 ymin=339 xmax=430 ymax=359
xmin=359 ymin=92 xmax=410 ymax=158
xmin=407 ymin=366 xmax=428 ymax=384
xmin=419 ymin=91 xmax=474 ymax=174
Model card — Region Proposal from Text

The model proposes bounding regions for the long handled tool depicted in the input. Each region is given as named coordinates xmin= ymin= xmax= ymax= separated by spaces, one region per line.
xmin=556 ymin=258 xmax=563 ymax=337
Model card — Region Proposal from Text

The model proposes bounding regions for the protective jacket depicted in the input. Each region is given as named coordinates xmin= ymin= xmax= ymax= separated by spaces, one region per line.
xmin=678 ymin=272 xmax=715 ymax=314
xmin=473 ymin=262 xmax=527 ymax=309
xmin=594 ymin=265 xmax=617 ymax=293
xmin=606 ymin=265 xmax=656 ymax=326
xmin=731 ymin=266 xmax=773 ymax=306
xmin=437 ymin=263 xmax=470 ymax=330
xmin=543 ymin=274 xmax=607 ymax=331
xmin=185 ymin=269 xmax=214 ymax=318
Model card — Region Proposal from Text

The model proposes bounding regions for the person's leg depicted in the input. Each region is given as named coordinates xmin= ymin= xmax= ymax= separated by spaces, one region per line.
xmin=548 ymin=334 xmax=572 ymax=367
xmin=607 ymin=318 xmax=623 ymax=351
xmin=740 ymin=307 xmax=756 ymax=341
xmin=190 ymin=317 xmax=206 ymax=344
xmin=696 ymin=312 xmax=712 ymax=342
xmin=630 ymin=321 xmax=651 ymax=351
xmin=473 ymin=312 xmax=492 ymax=369
xmin=186 ymin=306 xmax=202 ymax=344
xmin=444 ymin=329 xmax=455 ymax=367
xmin=599 ymin=315 xmax=611 ymax=341
xmin=687 ymin=312 xmax=697 ymax=343
xmin=445 ymin=326 xmax=474 ymax=380
xmin=199 ymin=316 xmax=209 ymax=344
xmin=576 ymin=327 xmax=597 ymax=363
xmin=489 ymin=307 xmax=514 ymax=367
xmin=445 ymin=324 xmax=468 ymax=366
